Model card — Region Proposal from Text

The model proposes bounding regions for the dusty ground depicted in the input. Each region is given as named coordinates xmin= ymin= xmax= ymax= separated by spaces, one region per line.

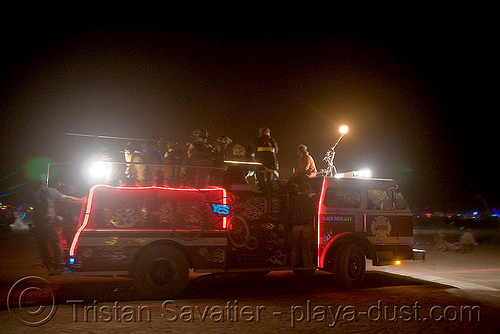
xmin=1 ymin=230 xmax=499 ymax=333
xmin=371 ymin=239 xmax=500 ymax=306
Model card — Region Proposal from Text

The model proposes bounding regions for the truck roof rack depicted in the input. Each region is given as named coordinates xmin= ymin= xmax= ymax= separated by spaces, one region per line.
xmin=334 ymin=170 xmax=373 ymax=179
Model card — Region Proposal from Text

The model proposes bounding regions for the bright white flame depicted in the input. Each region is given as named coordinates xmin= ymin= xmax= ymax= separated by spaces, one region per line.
xmin=89 ymin=161 xmax=112 ymax=179
xmin=339 ymin=125 xmax=348 ymax=135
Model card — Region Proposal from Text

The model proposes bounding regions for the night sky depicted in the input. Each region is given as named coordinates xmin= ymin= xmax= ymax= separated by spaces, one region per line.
xmin=0 ymin=13 xmax=496 ymax=211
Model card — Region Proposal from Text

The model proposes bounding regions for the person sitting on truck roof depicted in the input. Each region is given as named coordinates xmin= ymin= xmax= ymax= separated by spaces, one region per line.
xmin=290 ymin=144 xmax=317 ymax=185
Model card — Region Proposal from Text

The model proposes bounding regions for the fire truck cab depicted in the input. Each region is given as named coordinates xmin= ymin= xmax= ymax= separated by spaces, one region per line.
xmin=315 ymin=173 xmax=418 ymax=288
xmin=68 ymin=162 xmax=422 ymax=299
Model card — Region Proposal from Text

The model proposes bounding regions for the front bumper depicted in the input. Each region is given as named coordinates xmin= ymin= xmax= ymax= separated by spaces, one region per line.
xmin=413 ymin=248 xmax=426 ymax=261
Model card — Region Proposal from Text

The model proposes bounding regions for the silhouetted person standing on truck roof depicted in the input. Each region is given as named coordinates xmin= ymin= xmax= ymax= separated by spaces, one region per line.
xmin=254 ymin=126 xmax=279 ymax=191
xmin=188 ymin=129 xmax=216 ymax=188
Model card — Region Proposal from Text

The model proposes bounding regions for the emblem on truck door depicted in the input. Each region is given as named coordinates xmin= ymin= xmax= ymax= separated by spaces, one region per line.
xmin=371 ymin=216 xmax=392 ymax=240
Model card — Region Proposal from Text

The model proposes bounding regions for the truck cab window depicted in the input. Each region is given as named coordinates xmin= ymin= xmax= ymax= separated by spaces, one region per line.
xmin=394 ymin=190 xmax=408 ymax=210
xmin=324 ymin=188 xmax=360 ymax=208
xmin=367 ymin=189 xmax=391 ymax=210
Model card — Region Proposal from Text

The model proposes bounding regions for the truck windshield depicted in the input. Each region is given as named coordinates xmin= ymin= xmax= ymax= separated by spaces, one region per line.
xmin=367 ymin=188 xmax=408 ymax=211
xmin=394 ymin=190 xmax=408 ymax=210
xmin=367 ymin=190 xmax=391 ymax=210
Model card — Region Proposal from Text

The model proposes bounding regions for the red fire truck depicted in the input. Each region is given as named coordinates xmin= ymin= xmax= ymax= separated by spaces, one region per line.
xmin=67 ymin=161 xmax=423 ymax=299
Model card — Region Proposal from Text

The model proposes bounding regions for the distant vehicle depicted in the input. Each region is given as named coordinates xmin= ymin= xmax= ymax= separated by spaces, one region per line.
xmin=66 ymin=161 xmax=424 ymax=299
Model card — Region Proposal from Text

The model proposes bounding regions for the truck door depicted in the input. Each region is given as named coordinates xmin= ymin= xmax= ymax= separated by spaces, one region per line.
xmin=318 ymin=186 xmax=362 ymax=265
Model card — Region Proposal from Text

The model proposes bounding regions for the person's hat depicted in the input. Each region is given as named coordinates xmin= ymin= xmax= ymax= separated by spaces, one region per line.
xmin=297 ymin=144 xmax=308 ymax=153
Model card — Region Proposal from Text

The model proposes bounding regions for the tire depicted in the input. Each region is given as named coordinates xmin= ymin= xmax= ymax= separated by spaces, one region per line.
xmin=226 ymin=215 xmax=250 ymax=248
xmin=172 ymin=208 xmax=203 ymax=241
xmin=332 ymin=244 xmax=366 ymax=289
xmin=133 ymin=244 xmax=189 ymax=300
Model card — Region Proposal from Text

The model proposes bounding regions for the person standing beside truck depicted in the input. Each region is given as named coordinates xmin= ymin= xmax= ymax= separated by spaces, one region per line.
xmin=32 ymin=183 xmax=83 ymax=275
xmin=290 ymin=182 xmax=316 ymax=267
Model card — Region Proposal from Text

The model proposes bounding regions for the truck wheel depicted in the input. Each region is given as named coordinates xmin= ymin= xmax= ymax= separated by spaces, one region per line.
xmin=133 ymin=244 xmax=189 ymax=299
xmin=332 ymin=244 xmax=365 ymax=289
xmin=227 ymin=215 xmax=250 ymax=248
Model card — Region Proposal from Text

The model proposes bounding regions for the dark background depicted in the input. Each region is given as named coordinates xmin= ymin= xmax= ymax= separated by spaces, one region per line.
xmin=0 ymin=10 xmax=496 ymax=212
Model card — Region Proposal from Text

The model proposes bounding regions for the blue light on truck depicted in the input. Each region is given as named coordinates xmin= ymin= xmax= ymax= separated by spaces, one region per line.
xmin=212 ymin=204 xmax=230 ymax=215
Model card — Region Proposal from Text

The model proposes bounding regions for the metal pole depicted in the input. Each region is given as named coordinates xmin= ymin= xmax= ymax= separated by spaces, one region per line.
xmin=65 ymin=132 xmax=181 ymax=144
xmin=330 ymin=133 xmax=345 ymax=151
xmin=45 ymin=164 xmax=50 ymax=187
xmin=323 ymin=132 xmax=347 ymax=177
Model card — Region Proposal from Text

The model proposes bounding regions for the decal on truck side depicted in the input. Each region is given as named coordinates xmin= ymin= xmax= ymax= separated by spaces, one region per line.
xmin=370 ymin=216 xmax=392 ymax=240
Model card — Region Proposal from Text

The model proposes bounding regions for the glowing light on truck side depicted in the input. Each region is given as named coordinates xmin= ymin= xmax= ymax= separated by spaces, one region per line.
xmin=70 ymin=184 xmax=99 ymax=256
xmin=317 ymin=176 xmax=327 ymax=266
xmin=69 ymin=184 xmax=227 ymax=257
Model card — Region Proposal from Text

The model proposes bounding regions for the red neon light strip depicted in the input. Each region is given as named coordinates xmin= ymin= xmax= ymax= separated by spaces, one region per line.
xmin=317 ymin=176 xmax=327 ymax=267
xmin=70 ymin=184 xmax=99 ymax=256
xmin=221 ymin=188 xmax=227 ymax=229
xmin=69 ymin=184 xmax=227 ymax=256
xmin=73 ymin=229 xmax=229 ymax=233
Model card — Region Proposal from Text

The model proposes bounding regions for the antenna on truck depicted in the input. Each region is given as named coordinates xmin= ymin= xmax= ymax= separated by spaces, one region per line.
xmin=322 ymin=125 xmax=348 ymax=177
